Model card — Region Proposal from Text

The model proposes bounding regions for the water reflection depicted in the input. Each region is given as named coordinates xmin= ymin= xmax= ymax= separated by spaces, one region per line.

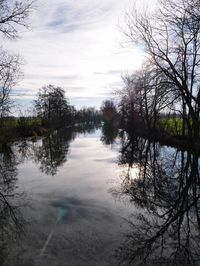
xmin=2 ymin=124 xmax=200 ymax=265
xmin=32 ymin=124 xmax=101 ymax=175
xmin=0 ymin=145 xmax=26 ymax=265
xmin=101 ymin=121 xmax=118 ymax=147
xmin=33 ymin=129 xmax=74 ymax=176
xmin=17 ymin=123 xmax=101 ymax=176
xmin=0 ymin=145 xmax=18 ymax=193
xmin=0 ymin=123 xmax=102 ymax=265
xmin=114 ymin=132 xmax=200 ymax=265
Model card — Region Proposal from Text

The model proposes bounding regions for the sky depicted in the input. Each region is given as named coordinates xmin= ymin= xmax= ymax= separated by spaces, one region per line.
xmin=4 ymin=0 xmax=157 ymax=111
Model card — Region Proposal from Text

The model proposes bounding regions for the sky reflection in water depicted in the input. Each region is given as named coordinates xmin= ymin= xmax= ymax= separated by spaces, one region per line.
xmin=0 ymin=124 xmax=200 ymax=265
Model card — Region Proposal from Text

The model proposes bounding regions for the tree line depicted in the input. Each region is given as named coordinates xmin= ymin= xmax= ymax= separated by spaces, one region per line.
xmin=116 ymin=0 xmax=200 ymax=140
xmin=34 ymin=84 xmax=101 ymax=128
xmin=0 ymin=0 xmax=101 ymax=135
xmin=1 ymin=0 xmax=200 ymax=144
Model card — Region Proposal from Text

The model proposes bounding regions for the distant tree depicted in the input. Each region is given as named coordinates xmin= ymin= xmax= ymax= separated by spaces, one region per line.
xmin=74 ymin=107 xmax=101 ymax=124
xmin=34 ymin=84 xmax=72 ymax=127
xmin=101 ymin=122 xmax=118 ymax=147
xmin=100 ymin=100 xmax=117 ymax=122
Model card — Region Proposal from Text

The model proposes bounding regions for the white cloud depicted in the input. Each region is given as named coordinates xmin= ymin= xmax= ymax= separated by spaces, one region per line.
xmin=3 ymin=0 xmax=157 ymax=108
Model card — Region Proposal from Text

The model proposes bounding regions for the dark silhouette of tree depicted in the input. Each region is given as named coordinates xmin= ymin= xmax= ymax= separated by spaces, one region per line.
xmin=0 ymin=146 xmax=18 ymax=193
xmin=0 ymin=145 xmax=26 ymax=265
xmin=101 ymin=122 xmax=118 ymax=147
xmin=119 ymin=67 xmax=176 ymax=132
xmin=0 ymin=0 xmax=33 ymax=39
xmin=32 ymin=128 xmax=75 ymax=176
xmin=0 ymin=0 xmax=33 ymax=119
xmin=74 ymin=107 xmax=101 ymax=124
xmin=100 ymin=100 xmax=119 ymax=148
xmin=101 ymin=100 xmax=118 ymax=123
xmin=16 ymin=124 xmax=102 ymax=176
xmin=124 ymin=0 xmax=200 ymax=138
xmin=34 ymin=84 xmax=73 ymax=127
xmin=113 ymin=133 xmax=200 ymax=265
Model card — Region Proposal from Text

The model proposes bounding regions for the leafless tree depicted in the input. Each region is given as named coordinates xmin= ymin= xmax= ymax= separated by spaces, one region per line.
xmin=120 ymin=65 xmax=177 ymax=132
xmin=0 ymin=49 xmax=22 ymax=118
xmin=124 ymin=0 xmax=200 ymax=138
xmin=0 ymin=0 xmax=33 ymax=39
xmin=0 ymin=0 xmax=33 ymax=119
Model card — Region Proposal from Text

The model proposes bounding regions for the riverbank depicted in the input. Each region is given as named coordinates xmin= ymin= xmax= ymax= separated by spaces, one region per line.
xmin=0 ymin=125 xmax=49 ymax=145
xmin=124 ymin=127 xmax=200 ymax=154
xmin=0 ymin=120 xmax=102 ymax=147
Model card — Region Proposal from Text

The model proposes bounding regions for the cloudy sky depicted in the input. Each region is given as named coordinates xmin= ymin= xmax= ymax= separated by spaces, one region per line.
xmin=5 ymin=0 xmax=156 ymax=109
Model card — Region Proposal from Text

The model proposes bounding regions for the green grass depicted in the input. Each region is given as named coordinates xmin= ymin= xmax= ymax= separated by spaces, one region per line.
xmin=0 ymin=117 xmax=42 ymax=129
xmin=158 ymin=118 xmax=184 ymax=135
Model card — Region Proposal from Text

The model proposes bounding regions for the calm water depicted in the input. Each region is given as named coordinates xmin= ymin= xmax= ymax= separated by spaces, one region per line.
xmin=0 ymin=124 xmax=200 ymax=266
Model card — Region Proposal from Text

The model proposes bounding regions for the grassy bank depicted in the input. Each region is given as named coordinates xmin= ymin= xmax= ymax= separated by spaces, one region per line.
xmin=158 ymin=118 xmax=184 ymax=135
xmin=122 ymin=117 xmax=200 ymax=153
xmin=125 ymin=127 xmax=200 ymax=153
xmin=0 ymin=117 xmax=48 ymax=144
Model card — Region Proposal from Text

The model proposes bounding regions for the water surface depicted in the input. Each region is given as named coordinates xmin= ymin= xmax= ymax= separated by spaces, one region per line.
xmin=1 ymin=124 xmax=200 ymax=266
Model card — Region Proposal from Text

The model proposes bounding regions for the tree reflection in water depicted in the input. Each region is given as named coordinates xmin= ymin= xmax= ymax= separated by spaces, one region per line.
xmin=33 ymin=129 xmax=74 ymax=176
xmin=30 ymin=124 xmax=100 ymax=176
xmin=101 ymin=121 xmax=118 ymax=147
xmin=0 ymin=123 xmax=101 ymax=265
xmin=113 ymin=131 xmax=200 ymax=266
xmin=0 ymin=145 xmax=26 ymax=266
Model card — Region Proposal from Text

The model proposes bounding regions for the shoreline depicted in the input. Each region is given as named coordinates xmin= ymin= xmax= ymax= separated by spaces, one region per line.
xmin=123 ymin=128 xmax=200 ymax=154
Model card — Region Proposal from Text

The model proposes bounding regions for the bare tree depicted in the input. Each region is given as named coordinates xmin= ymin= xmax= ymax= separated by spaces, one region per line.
xmin=0 ymin=49 xmax=22 ymax=118
xmin=0 ymin=0 xmax=33 ymax=39
xmin=120 ymin=65 xmax=176 ymax=132
xmin=124 ymin=0 xmax=200 ymax=138
xmin=0 ymin=0 xmax=33 ymax=120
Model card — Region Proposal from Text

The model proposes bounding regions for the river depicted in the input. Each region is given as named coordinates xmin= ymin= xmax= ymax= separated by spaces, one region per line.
xmin=0 ymin=123 xmax=200 ymax=266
